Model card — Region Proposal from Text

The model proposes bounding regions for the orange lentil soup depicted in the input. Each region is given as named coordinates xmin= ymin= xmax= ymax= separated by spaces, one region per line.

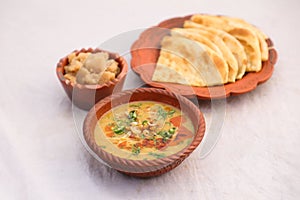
xmin=94 ymin=101 xmax=195 ymax=160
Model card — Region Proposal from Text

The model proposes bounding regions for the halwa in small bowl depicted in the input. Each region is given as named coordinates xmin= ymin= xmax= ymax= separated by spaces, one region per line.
xmin=56 ymin=48 xmax=128 ymax=110
xmin=83 ymin=88 xmax=206 ymax=177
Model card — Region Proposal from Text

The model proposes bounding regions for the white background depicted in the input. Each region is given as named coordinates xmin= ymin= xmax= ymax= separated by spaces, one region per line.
xmin=1 ymin=0 xmax=300 ymax=199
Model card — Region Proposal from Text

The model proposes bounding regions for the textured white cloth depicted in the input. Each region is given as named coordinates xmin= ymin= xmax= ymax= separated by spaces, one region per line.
xmin=0 ymin=0 xmax=299 ymax=199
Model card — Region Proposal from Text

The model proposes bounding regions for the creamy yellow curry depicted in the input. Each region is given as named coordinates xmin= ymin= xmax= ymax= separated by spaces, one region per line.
xmin=94 ymin=101 xmax=195 ymax=160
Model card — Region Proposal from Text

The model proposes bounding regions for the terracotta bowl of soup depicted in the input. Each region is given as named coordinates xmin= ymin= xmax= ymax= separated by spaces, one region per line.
xmin=56 ymin=48 xmax=128 ymax=110
xmin=83 ymin=88 xmax=206 ymax=177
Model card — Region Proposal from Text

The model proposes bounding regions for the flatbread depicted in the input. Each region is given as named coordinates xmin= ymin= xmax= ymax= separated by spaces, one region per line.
xmin=172 ymin=28 xmax=238 ymax=82
xmin=191 ymin=14 xmax=263 ymax=72
xmin=167 ymin=33 xmax=228 ymax=84
xmin=220 ymin=15 xmax=269 ymax=61
xmin=183 ymin=20 xmax=247 ymax=79
xmin=171 ymin=30 xmax=223 ymax=56
xmin=153 ymin=50 xmax=206 ymax=86
xmin=228 ymin=28 xmax=261 ymax=72
xmin=152 ymin=35 xmax=227 ymax=86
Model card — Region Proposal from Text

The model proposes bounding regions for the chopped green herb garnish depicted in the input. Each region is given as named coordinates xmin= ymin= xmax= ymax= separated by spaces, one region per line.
xmin=157 ymin=130 xmax=170 ymax=142
xmin=168 ymin=127 xmax=176 ymax=134
xmin=157 ymin=131 xmax=168 ymax=138
xmin=142 ymin=120 xmax=148 ymax=125
xmin=157 ymin=128 xmax=176 ymax=142
xmin=157 ymin=107 xmax=167 ymax=119
xmin=148 ymin=152 xmax=166 ymax=159
xmin=128 ymin=110 xmax=137 ymax=121
xmin=129 ymin=103 xmax=142 ymax=108
xmin=132 ymin=145 xmax=141 ymax=155
xmin=113 ymin=126 xmax=125 ymax=134
xmin=168 ymin=110 xmax=176 ymax=116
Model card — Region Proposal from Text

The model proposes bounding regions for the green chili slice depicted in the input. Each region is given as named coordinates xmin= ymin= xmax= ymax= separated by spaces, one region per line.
xmin=132 ymin=145 xmax=141 ymax=155
xmin=168 ymin=127 xmax=176 ymax=134
xmin=128 ymin=110 xmax=137 ymax=121
xmin=113 ymin=126 xmax=125 ymax=134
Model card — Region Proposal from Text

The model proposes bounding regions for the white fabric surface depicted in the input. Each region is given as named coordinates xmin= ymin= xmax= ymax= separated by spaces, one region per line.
xmin=1 ymin=0 xmax=300 ymax=199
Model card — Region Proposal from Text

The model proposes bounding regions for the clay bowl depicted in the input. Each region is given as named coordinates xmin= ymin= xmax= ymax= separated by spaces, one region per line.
xmin=56 ymin=48 xmax=128 ymax=110
xmin=83 ymin=88 xmax=206 ymax=177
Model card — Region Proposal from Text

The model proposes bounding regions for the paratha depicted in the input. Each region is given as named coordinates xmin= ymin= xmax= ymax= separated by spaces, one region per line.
xmin=171 ymin=30 xmax=223 ymax=56
xmin=152 ymin=35 xmax=227 ymax=86
xmin=172 ymin=28 xmax=238 ymax=82
xmin=183 ymin=20 xmax=247 ymax=79
xmin=152 ymin=14 xmax=269 ymax=87
xmin=220 ymin=15 xmax=269 ymax=61
xmin=191 ymin=14 xmax=263 ymax=72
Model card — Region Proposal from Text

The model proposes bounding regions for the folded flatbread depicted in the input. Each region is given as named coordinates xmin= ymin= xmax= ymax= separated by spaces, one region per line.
xmin=183 ymin=20 xmax=248 ymax=79
xmin=152 ymin=35 xmax=227 ymax=86
xmin=172 ymin=28 xmax=238 ymax=82
xmin=220 ymin=15 xmax=269 ymax=61
xmin=191 ymin=14 xmax=263 ymax=72
xmin=171 ymin=30 xmax=223 ymax=57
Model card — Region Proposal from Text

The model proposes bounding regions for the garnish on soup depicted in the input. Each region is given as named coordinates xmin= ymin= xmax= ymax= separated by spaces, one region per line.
xmin=96 ymin=101 xmax=194 ymax=159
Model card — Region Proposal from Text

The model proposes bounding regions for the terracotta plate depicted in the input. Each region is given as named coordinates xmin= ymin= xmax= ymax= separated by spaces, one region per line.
xmin=130 ymin=15 xmax=278 ymax=99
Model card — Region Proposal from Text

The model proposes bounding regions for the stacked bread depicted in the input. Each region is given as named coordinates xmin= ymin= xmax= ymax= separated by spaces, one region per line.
xmin=152 ymin=14 xmax=269 ymax=87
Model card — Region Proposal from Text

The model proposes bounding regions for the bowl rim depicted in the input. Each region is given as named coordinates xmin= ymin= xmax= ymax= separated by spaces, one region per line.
xmin=56 ymin=48 xmax=128 ymax=90
xmin=83 ymin=88 xmax=206 ymax=172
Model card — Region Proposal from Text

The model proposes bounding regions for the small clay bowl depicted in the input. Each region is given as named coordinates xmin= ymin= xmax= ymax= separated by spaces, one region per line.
xmin=56 ymin=48 xmax=128 ymax=110
xmin=83 ymin=88 xmax=206 ymax=178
